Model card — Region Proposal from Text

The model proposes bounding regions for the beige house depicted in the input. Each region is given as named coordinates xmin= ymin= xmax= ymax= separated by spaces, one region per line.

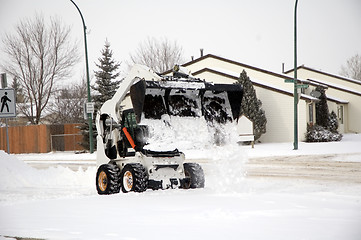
xmin=175 ymin=54 xmax=360 ymax=142
xmin=285 ymin=66 xmax=361 ymax=134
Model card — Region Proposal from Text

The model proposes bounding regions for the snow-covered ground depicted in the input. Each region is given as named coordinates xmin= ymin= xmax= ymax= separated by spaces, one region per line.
xmin=1 ymin=123 xmax=361 ymax=239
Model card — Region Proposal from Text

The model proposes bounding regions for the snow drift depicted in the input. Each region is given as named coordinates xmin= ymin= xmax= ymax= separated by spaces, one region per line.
xmin=0 ymin=150 xmax=95 ymax=202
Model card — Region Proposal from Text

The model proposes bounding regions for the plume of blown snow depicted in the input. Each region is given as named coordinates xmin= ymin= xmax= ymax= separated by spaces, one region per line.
xmin=204 ymin=122 xmax=248 ymax=193
xmin=141 ymin=116 xmax=248 ymax=193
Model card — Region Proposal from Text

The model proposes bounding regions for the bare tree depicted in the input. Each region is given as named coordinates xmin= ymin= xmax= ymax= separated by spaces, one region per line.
xmin=340 ymin=53 xmax=361 ymax=81
xmin=129 ymin=37 xmax=185 ymax=73
xmin=1 ymin=14 xmax=80 ymax=124
xmin=46 ymin=77 xmax=87 ymax=124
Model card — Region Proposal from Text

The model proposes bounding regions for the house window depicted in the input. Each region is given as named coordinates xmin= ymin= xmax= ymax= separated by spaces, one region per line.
xmin=337 ymin=105 xmax=344 ymax=124
xmin=308 ymin=103 xmax=313 ymax=124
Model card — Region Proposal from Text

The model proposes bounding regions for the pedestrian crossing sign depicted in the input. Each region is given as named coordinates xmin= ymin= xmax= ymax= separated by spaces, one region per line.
xmin=0 ymin=88 xmax=16 ymax=118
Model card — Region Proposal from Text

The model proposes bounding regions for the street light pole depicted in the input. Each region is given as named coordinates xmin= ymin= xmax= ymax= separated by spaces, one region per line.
xmin=70 ymin=0 xmax=94 ymax=153
xmin=293 ymin=0 xmax=299 ymax=150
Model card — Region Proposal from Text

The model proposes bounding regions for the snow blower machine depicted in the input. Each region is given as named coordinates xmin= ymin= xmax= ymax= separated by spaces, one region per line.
xmin=95 ymin=64 xmax=243 ymax=194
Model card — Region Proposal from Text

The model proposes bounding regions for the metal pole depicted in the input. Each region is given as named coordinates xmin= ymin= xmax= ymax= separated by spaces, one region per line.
xmin=293 ymin=0 xmax=299 ymax=150
xmin=50 ymin=134 xmax=53 ymax=152
xmin=5 ymin=118 xmax=10 ymax=153
xmin=70 ymin=0 xmax=94 ymax=153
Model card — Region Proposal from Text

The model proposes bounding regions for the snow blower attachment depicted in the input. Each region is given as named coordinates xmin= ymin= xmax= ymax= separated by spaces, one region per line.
xmin=95 ymin=64 xmax=243 ymax=194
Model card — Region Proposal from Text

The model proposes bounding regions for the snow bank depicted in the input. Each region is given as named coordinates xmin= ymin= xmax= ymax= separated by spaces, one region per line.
xmin=246 ymin=133 xmax=361 ymax=159
xmin=0 ymin=150 xmax=95 ymax=202
xmin=0 ymin=151 xmax=35 ymax=189
xmin=16 ymin=151 xmax=96 ymax=161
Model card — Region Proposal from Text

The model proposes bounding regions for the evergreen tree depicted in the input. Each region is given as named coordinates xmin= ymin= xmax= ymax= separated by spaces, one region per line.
xmin=328 ymin=111 xmax=339 ymax=133
xmin=79 ymin=121 xmax=97 ymax=151
xmin=315 ymin=86 xmax=329 ymax=128
xmin=306 ymin=86 xmax=342 ymax=142
xmin=81 ymin=40 xmax=121 ymax=151
xmin=237 ymin=70 xmax=267 ymax=141
xmin=92 ymin=40 xmax=122 ymax=109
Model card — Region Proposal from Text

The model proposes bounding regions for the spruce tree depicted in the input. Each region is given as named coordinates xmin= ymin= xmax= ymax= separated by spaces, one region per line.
xmin=92 ymin=40 xmax=122 ymax=110
xmin=237 ymin=70 xmax=267 ymax=141
xmin=306 ymin=86 xmax=342 ymax=142
xmin=328 ymin=111 xmax=339 ymax=133
xmin=81 ymin=40 xmax=122 ymax=150
xmin=315 ymin=86 xmax=329 ymax=128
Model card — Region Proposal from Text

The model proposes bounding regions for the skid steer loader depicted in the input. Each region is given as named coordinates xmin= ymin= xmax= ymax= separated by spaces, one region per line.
xmin=95 ymin=64 xmax=243 ymax=194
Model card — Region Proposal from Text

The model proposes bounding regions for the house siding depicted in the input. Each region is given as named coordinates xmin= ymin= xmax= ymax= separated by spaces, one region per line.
xmin=293 ymin=68 xmax=360 ymax=133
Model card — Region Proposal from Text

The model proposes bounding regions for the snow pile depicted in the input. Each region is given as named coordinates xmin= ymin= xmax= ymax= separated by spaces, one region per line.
xmin=0 ymin=150 xmax=95 ymax=202
xmin=0 ymin=151 xmax=36 ymax=189
xmin=141 ymin=116 xmax=248 ymax=193
xmin=141 ymin=115 xmax=214 ymax=151
xmin=141 ymin=115 xmax=242 ymax=151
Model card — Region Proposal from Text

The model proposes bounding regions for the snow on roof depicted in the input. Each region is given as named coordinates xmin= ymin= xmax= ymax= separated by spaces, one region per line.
xmin=326 ymin=95 xmax=349 ymax=104
xmin=184 ymin=54 xmax=325 ymax=88
xmin=307 ymin=78 xmax=361 ymax=96
xmin=288 ymin=65 xmax=361 ymax=85
xmin=195 ymin=67 xmax=318 ymax=101
xmin=210 ymin=66 xmax=314 ymax=84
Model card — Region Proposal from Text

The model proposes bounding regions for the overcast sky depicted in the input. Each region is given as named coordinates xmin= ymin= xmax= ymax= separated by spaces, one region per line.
xmin=1 ymin=0 xmax=360 ymax=84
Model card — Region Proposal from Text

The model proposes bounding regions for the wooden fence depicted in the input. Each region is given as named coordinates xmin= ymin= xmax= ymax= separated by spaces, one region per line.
xmin=0 ymin=124 xmax=85 ymax=154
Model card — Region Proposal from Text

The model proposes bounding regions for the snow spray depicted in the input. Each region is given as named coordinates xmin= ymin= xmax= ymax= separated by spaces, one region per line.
xmin=140 ymin=116 xmax=248 ymax=193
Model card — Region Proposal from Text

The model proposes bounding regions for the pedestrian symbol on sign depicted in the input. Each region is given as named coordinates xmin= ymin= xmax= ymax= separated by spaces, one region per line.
xmin=1 ymin=91 xmax=11 ymax=112
xmin=0 ymin=88 xmax=16 ymax=118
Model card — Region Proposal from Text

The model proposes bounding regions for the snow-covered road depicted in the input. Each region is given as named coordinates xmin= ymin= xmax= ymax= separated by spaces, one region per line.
xmin=246 ymin=153 xmax=361 ymax=183
xmin=21 ymin=152 xmax=361 ymax=184
xmin=1 ymin=189 xmax=360 ymax=240
xmin=1 ymin=133 xmax=361 ymax=240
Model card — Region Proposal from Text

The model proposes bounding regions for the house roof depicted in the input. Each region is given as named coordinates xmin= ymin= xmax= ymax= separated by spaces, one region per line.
xmin=174 ymin=54 xmax=324 ymax=88
xmin=183 ymin=54 xmax=290 ymax=79
xmin=165 ymin=54 xmax=349 ymax=104
xmin=326 ymin=96 xmax=349 ymax=104
xmin=192 ymin=67 xmax=319 ymax=102
xmin=284 ymin=65 xmax=361 ymax=86
xmin=307 ymin=78 xmax=361 ymax=97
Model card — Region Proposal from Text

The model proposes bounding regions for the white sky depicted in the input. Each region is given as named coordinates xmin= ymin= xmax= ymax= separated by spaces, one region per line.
xmin=0 ymin=0 xmax=361 ymax=84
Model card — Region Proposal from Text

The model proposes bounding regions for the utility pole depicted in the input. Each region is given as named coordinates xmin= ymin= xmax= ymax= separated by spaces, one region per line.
xmin=285 ymin=0 xmax=308 ymax=149
xmin=70 ymin=0 xmax=94 ymax=153
xmin=293 ymin=0 xmax=299 ymax=150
